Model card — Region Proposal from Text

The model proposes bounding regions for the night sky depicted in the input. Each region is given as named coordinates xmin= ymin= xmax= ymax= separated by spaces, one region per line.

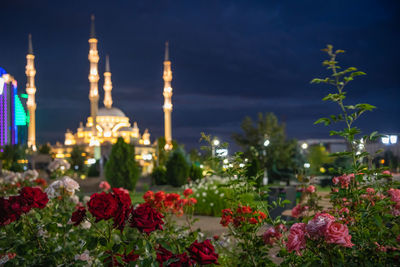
xmin=1 ymin=0 xmax=399 ymax=150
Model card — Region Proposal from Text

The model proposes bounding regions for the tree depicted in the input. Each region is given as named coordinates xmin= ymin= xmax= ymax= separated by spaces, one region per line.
xmin=68 ymin=146 xmax=86 ymax=173
xmin=165 ymin=148 xmax=190 ymax=187
xmin=38 ymin=144 xmax=51 ymax=155
xmin=307 ymin=145 xmax=334 ymax=175
xmin=232 ymin=112 xmax=303 ymax=183
xmin=105 ymin=137 xmax=141 ymax=190
xmin=155 ymin=136 xmax=178 ymax=167
xmin=1 ymin=144 xmax=26 ymax=172
xmin=152 ymin=165 xmax=167 ymax=185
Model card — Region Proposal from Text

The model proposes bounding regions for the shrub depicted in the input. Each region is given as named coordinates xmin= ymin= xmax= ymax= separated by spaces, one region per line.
xmin=165 ymin=149 xmax=190 ymax=187
xmin=104 ymin=137 xmax=140 ymax=190
xmin=87 ymin=160 xmax=100 ymax=177
xmin=152 ymin=165 xmax=167 ymax=185
xmin=189 ymin=163 xmax=203 ymax=181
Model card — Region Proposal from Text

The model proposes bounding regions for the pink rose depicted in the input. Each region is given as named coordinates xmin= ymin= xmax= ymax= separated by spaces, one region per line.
xmin=366 ymin=188 xmax=375 ymax=194
xmin=387 ymin=188 xmax=400 ymax=208
xmin=382 ymin=170 xmax=391 ymax=176
xmin=306 ymin=185 xmax=316 ymax=193
xmin=332 ymin=177 xmax=339 ymax=185
xmin=99 ymin=181 xmax=111 ymax=191
xmin=291 ymin=204 xmax=308 ymax=218
xmin=324 ymin=222 xmax=354 ymax=248
xmin=286 ymin=223 xmax=307 ymax=255
xmin=306 ymin=213 xmax=335 ymax=238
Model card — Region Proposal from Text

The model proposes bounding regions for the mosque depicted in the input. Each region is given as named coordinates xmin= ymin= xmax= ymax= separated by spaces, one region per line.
xmin=51 ymin=15 xmax=174 ymax=174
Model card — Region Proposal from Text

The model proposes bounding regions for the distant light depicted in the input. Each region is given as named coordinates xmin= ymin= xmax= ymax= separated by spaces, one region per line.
xmin=142 ymin=154 xmax=152 ymax=160
xmin=390 ymin=135 xmax=398 ymax=144
xmin=263 ymin=139 xmax=270 ymax=147
xmin=200 ymin=164 xmax=204 ymax=169
xmin=88 ymin=158 xmax=96 ymax=165
xmin=320 ymin=167 xmax=326 ymax=173
xmin=223 ymin=159 xmax=229 ymax=164
xmin=381 ymin=136 xmax=390 ymax=144
xmin=244 ymin=158 xmax=248 ymax=162
xmin=239 ymin=163 xmax=245 ymax=168
xmin=216 ymin=148 xmax=228 ymax=157
xmin=20 ymin=93 xmax=28 ymax=99
xmin=301 ymin=143 xmax=308 ymax=149
xmin=60 ymin=166 xmax=65 ymax=171
xmin=304 ymin=163 xmax=311 ymax=168
xmin=0 ymin=77 xmax=4 ymax=95
xmin=380 ymin=159 xmax=385 ymax=164
xmin=74 ymin=165 xmax=79 ymax=170
xmin=212 ymin=139 xmax=220 ymax=146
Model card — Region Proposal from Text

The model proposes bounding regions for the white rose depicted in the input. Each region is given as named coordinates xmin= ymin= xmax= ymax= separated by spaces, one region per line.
xmin=62 ymin=176 xmax=80 ymax=193
xmin=70 ymin=195 xmax=80 ymax=204
xmin=83 ymin=196 xmax=91 ymax=204
xmin=81 ymin=221 xmax=91 ymax=229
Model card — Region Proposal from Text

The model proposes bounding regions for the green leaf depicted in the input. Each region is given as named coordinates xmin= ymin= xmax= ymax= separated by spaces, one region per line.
xmin=350 ymin=71 xmax=366 ymax=77
xmin=314 ymin=118 xmax=331 ymax=126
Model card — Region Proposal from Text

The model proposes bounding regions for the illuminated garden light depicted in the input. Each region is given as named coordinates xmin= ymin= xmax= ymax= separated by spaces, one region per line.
xmin=301 ymin=143 xmax=308 ymax=149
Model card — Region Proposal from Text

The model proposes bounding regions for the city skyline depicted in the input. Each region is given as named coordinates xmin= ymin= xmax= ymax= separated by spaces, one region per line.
xmin=1 ymin=0 xmax=399 ymax=150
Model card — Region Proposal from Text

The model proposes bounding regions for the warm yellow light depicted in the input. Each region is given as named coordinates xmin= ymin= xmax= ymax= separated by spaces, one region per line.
xmin=320 ymin=167 xmax=326 ymax=173
xmin=55 ymin=153 xmax=64 ymax=158
xmin=380 ymin=159 xmax=385 ymax=164
xmin=65 ymin=153 xmax=71 ymax=157
xmin=81 ymin=153 xmax=86 ymax=156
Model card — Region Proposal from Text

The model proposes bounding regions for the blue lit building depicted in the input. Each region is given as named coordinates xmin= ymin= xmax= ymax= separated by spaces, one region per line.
xmin=0 ymin=67 xmax=29 ymax=147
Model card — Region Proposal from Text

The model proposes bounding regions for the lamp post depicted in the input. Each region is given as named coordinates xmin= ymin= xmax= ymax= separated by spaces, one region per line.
xmin=262 ymin=136 xmax=270 ymax=186
xmin=211 ymin=137 xmax=220 ymax=158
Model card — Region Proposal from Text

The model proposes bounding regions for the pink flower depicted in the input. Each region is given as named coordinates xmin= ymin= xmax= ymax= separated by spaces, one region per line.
xmin=332 ymin=177 xmax=339 ymax=185
xmin=306 ymin=213 xmax=335 ymax=238
xmin=387 ymin=188 xmax=400 ymax=208
xmin=339 ymin=208 xmax=349 ymax=214
xmin=263 ymin=224 xmax=286 ymax=245
xmin=366 ymin=188 xmax=375 ymax=194
xmin=291 ymin=204 xmax=308 ymax=218
xmin=324 ymin=222 xmax=354 ymax=248
xmin=306 ymin=185 xmax=316 ymax=193
xmin=286 ymin=223 xmax=307 ymax=255
xmin=382 ymin=170 xmax=391 ymax=176
xmin=332 ymin=188 xmax=339 ymax=193
xmin=99 ymin=181 xmax=111 ymax=191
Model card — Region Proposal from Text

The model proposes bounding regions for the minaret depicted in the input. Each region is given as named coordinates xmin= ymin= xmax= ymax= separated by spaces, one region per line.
xmin=103 ymin=54 xmax=113 ymax=109
xmin=163 ymin=41 xmax=173 ymax=150
xmin=88 ymin=15 xmax=99 ymax=136
xmin=25 ymin=34 xmax=37 ymax=151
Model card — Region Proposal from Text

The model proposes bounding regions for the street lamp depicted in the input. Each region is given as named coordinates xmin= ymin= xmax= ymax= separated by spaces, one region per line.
xmin=301 ymin=142 xmax=308 ymax=150
xmin=211 ymin=137 xmax=220 ymax=157
xmin=262 ymin=135 xmax=270 ymax=186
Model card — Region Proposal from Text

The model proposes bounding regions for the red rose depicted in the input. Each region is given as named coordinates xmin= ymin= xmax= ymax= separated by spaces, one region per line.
xmin=220 ymin=209 xmax=233 ymax=227
xmin=143 ymin=190 xmax=155 ymax=202
xmin=187 ymin=240 xmax=219 ymax=265
xmin=87 ymin=192 xmax=118 ymax=222
xmin=111 ymin=188 xmax=132 ymax=230
xmin=305 ymin=213 xmax=335 ymax=238
xmin=286 ymin=223 xmax=307 ymax=255
xmin=20 ymin=187 xmax=49 ymax=209
xmin=122 ymin=249 xmax=139 ymax=263
xmin=130 ymin=203 xmax=164 ymax=234
xmin=155 ymin=191 xmax=166 ymax=202
xmin=157 ymin=246 xmax=192 ymax=267
xmin=324 ymin=222 xmax=354 ymax=248
xmin=183 ymin=188 xmax=193 ymax=198
xmin=71 ymin=206 xmax=86 ymax=226
xmin=0 ymin=197 xmax=20 ymax=226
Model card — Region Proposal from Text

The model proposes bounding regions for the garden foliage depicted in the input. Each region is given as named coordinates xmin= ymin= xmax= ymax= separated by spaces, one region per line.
xmin=105 ymin=137 xmax=140 ymax=190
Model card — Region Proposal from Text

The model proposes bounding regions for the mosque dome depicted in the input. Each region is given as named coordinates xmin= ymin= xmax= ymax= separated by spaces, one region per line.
xmin=98 ymin=107 xmax=126 ymax=117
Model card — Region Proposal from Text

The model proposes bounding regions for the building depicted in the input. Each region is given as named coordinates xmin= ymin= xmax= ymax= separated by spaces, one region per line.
xmin=58 ymin=15 xmax=155 ymax=173
xmin=0 ymin=67 xmax=29 ymax=147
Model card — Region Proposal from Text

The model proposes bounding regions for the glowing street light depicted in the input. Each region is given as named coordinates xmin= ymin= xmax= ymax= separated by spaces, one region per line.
xmin=211 ymin=137 xmax=220 ymax=157
xmin=301 ymin=143 xmax=308 ymax=150
xmin=263 ymin=139 xmax=270 ymax=147
xmin=304 ymin=163 xmax=311 ymax=169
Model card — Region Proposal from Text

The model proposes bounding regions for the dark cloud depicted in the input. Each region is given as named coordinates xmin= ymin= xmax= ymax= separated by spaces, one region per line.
xmin=0 ymin=0 xmax=399 ymax=150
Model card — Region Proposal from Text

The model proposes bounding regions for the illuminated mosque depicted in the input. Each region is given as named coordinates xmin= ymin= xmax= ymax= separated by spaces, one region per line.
xmin=53 ymin=15 xmax=174 ymax=173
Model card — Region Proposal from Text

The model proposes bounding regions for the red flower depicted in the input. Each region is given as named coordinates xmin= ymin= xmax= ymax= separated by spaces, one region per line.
xmin=111 ymin=188 xmax=132 ymax=230
xmin=220 ymin=209 xmax=233 ymax=227
xmin=0 ymin=197 xmax=20 ymax=226
xmin=122 ymin=250 xmax=139 ymax=263
xmin=87 ymin=192 xmax=118 ymax=222
xmin=183 ymin=188 xmax=194 ymax=198
xmin=189 ymin=198 xmax=197 ymax=205
xmin=143 ymin=191 xmax=155 ymax=202
xmin=305 ymin=213 xmax=335 ymax=238
xmin=286 ymin=223 xmax=307 ymax=255
xmin=187 ymin=240 xmax=219 ymax=265
xmin=324 ymin=222 xmax=354 ymax=248
xmin=34 ymin=178 xmax=47 ymax=187
xmin=155 ymin=191 xmax=166 ymax=202
xmin=291 ymin=204 xmax=308 ymax=218
xmin=249 ymin=217 xmax=258 ymax=224
xmin=237 ymin=205 xmax=252 ymax=214
xmin=20 ymin=187 xmax=49 ymax=209
xmin=156 ymin=245 xmax=192 ymax=267
xmin=130 ymin=203 xmax=164 ymax=234
xmin=71 ymin=206 xmax=86 ymax=226
xmin=263 ymin=227 xmax=281 ymax=245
